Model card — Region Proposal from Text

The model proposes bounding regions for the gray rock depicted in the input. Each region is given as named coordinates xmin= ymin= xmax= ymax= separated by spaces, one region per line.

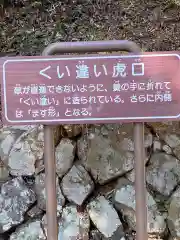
xmin=55 ymin=138 xmax=76 ymax=178
xmin=34 ymin=172 xmax=65 ymax=213
xmin=0 ymin=177 xmax=36 ymax=233
xmin=162 ymin=133 xmax=180 ymax=157
xmin=142 ymin=236 xmax=164 ymax=240
xmin=125 ymin=170 xmax=135 ymax=183
xmin=168 ymin=237 xmax=179 ymax=240
xmin=114 ymin=179 xmax=166 ymax=235
xmin=87 ymin=196 xmax=124 ymax=238
xmin=35 ymin=159 xmax=45 ymax=175
xmin=168 ymin=187 xmax=180 ymax=238
xmin=165 ymin=134 xmax=180 ymax=149
xmin=173 ymin=146 xmax=180 ymax=161
xmin=98 ymin=124 xmax=153 ymax=152
xmin=63 ymin=124 xmax=84 ymax=137
xmin=149 ymin=122 xmax=180 ymax=160
xmin=58 ymin=205 xmax=90 ymax=240
xmin=0 ymin=163 xmax=10 ymax=183
xmin=124 ymin=233 xmax=163 ymax=240
xmin=27 ymin=205 xmax=44 ymax=218
xmin=0 ymin=127 xmax=25 ymax=162
xmin=128 ymin=234 xmax=164 ymax=240
xmin=146 ymin=153 xmax=180 ymax=196
xmin=162 ymin=144 xmax=172 ymax=155
xmin=172 ymin=0 xmax=180 ymax=6
xmin=148 ymin=236 xmax=164 ymax=240
xmin=126 ymin=152 xmax=180 ymax=196
xmin=97 ymin=181 xmax=118 ymax=200
xmin=153 ymin=136 xmax=172 ymax=155
xmin=153 ymin=139 xmax=162 ymax=153
xmin=77 ymin=124 xmax=151 ymax=184
xmin=4 ymin=125 xmax=36 ymax=131
xmin=10 ymin=220 xmax=46 ymax=240
xmin=90 ymin=229 xmax=103 ymax=240
xmin=124 ymin=232 xmax=135 ymax=240
xmin=148 ymin=122 xmax=180 ymax=137
xmin=153 ymin=137 xmax=172 ymax=155
xmin=90 ymin=229 xmax=126 ymax=240
xmin=61 ymin=163 xmax=94 ymax=205
xmin=8 ymin=126 xmax=44 ymax=176
xmin=77 ymin=127 xmax=133 ymax=185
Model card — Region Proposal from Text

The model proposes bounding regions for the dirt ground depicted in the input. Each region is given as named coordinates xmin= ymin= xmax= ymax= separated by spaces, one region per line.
xmin=0 ymin=0 xmax=180 ymax=56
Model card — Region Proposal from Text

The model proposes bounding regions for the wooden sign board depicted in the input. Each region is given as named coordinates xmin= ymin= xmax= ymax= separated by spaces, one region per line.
xmin=1 ymin=52 xmax=180 ymax=125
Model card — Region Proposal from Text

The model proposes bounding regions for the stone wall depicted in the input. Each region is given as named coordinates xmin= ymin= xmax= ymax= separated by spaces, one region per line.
xmin=0 ymin=122 xmax=180 ymax=239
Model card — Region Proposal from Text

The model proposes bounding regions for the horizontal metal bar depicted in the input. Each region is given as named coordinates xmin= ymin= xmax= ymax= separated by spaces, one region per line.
xmin=42 ymin=40 xmax=140 ymax=55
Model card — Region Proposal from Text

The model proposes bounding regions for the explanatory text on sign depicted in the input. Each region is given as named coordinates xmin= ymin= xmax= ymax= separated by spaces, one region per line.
xmin=1 ymin=53 xmax=180 ymax=125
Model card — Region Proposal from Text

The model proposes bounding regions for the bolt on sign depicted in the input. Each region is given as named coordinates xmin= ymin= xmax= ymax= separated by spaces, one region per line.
xmin=1 ymin=52 xmax=180 ymax=125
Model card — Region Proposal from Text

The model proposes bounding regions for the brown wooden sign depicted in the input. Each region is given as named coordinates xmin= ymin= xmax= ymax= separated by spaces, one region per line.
xmin=1 ymin=52 xmax=180 ymax=125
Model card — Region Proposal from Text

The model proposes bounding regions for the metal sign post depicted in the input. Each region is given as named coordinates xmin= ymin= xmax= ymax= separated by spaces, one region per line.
xmin=3 ymin=40 xmax=180 ymax=240
xmin=41 ymin=40 xmax=147 ymax=240
xmin=43 ymin=126 xmax=58 ymax=240
xmin=134 ymin=123 xmax=147 ymax=240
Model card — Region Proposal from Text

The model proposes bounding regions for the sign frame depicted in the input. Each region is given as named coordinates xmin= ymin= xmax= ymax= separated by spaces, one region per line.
xmin=2 ymin=52 xmax=180 ymax=125
xmin=1 ymin=40 xmax=148 ymax=240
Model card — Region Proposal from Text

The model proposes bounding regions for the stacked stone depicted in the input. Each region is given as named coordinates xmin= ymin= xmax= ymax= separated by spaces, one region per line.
xmin=0 ymin=123 xmax=179 ymax=239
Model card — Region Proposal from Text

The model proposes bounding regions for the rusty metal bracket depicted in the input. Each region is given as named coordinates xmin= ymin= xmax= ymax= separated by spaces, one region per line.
xmin=42 ymin=40 xmax=147 ymax=240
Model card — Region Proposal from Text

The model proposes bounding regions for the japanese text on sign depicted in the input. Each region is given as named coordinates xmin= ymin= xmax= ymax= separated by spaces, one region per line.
xmin=1 ymin=53 xmax=180 ymax=125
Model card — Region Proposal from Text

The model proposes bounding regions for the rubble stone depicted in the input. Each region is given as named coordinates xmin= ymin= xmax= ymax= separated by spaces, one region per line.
xmin=146 ymin=153 xmax=180 ymax=196
xmin=8 ymin=126 xmax=44 ymax=176
xmin=87 ymin=196 xmax=124 ymax=238
xmin=114 ymin=179 xmax=166 ymax=235
xmin=34 ymin=172 xmax=65 ymax=213
xmin=0 ymin=177 xmax=36 ymax=233
xmin=77 ymin=124 xmax=152 ymax=184
xmin=58 ymin=205 xmax=90 ymax=240
xmin=10 ymin=220 xmax=46 ymax=240
xmin=168 ymin=187 xmax=180 ymax=238
xmin=61 ymin=163 xmax=94 ymax=205
xmin=55 ymin=138 xmax=76 ymax=178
